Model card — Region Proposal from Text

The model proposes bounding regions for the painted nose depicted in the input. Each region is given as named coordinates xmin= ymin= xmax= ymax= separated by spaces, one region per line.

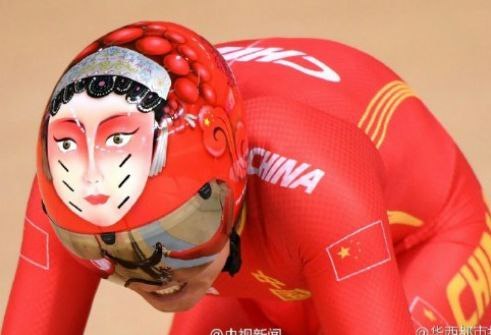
xmin=84 ymin=164 xmax=104 ymax=184
xmin=84 ymin=149 xmax=104 ymax=184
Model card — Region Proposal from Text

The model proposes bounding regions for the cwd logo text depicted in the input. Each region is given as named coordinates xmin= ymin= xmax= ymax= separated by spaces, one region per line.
xmin=218 ymin=46 xmax=341 ymax=83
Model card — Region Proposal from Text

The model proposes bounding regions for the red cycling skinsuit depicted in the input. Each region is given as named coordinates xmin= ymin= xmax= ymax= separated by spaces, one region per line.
xmin=3 ymin=38 xmax=490 ymax=334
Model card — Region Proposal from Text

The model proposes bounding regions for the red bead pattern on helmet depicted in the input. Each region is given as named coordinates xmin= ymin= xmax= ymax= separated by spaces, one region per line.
xmin=191 ymin=62 xmax=211 ymax=82
xmin=68 ymin=21 xmax=246 ymax=179
xmin=200 ymin=83 xmax=216 ymax=104
xmin=145 ymin=22 xmax=168 ymax=33
xmin=135 ymin=36 xmax=172 ymax=55
xmin=177 ymin=45 xmax=198 ymax=61
xmin=174 ymin=77 xmax=199 ymax=103
xmin=73 ymin=41 xmax=100 ymax=63
xmin=192 ymin=33 xmax=236 ymax=87
xmin=163 ymin=53 xmax=190 ymax=76
xmin=164 ymin=31 xmax=186 ymax=44
xmin=103 ymin=27 xmax=144 ymax=45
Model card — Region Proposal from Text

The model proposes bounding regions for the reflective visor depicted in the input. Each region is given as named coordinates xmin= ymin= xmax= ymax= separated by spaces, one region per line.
xmin=49 ymin=181 xmax=233 ymax=286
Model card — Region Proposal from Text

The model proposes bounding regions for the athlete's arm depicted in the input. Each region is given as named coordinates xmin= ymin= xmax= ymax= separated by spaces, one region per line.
xmin=290 ymin=115 xmax=414 ymax=334
xmin=248 ymin=98 xmax=414 ymax=335
xmin=2 ymin=178 xmax=100 ymax=335
xmin=244 ymin=95 xmax=415 ymax=333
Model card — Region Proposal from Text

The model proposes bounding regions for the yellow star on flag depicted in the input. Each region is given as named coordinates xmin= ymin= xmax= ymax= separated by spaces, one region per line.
xmin=337 ymin=246 xmax=350 ymax=259
xmin=423 ymin=308 xmax=437 ymax=322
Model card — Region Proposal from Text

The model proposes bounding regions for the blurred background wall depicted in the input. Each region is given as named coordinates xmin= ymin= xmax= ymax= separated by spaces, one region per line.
xmin=1 ymin=0 xmax=489 ymax=333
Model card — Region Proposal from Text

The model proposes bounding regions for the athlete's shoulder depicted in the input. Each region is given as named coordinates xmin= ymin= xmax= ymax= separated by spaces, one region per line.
xmin=215 ymin=37 xmax=404 ymax=125
xmin=244 ymin=95 xmax=384 ymax=197
xmin=244 ymin=95 xmax=387 ymax=256
xmin=216 ymin=36 xmax=398 ymax=80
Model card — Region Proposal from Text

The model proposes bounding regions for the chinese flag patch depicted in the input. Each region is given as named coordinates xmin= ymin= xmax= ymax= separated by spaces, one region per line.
xmin=20 ymin=217 xmax=49 ymax=270
xmin=410 ymin=296 xmax=449 ymax=327
xmin=326 ymin=220 xmax=391 ymax=281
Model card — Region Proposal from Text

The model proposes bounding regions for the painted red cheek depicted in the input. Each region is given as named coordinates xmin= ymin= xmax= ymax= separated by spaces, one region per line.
xmin=48 ymin=142 xmax=89 ymax=174
xmin=94 ymin=151 xmax=124 ymax=167
xmin=125 ymin=136 xmax=149 ymax=153
xmin=47 ymin=137 xmax=88 ymax=161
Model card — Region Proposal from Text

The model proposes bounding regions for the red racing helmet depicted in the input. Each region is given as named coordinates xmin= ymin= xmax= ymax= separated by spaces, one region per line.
xmin=36 ymin=22 xmax=247 ymax=286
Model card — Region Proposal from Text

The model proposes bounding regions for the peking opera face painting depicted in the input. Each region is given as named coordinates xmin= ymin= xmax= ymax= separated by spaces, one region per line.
xmin=47 ymin=92 xmax=155 ymax=227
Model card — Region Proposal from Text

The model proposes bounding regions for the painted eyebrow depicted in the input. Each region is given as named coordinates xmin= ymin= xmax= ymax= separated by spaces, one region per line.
xmin=52 ymin=113 xmax=129 ymax=131
xmin=99 ymin=113 xmax=130 ymax=126
xmin=53 ymin=118 xmax=86 ymax=130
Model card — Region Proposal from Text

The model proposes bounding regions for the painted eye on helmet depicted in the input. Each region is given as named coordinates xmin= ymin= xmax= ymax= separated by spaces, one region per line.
xmin=106 ymin=128 xmax=139 ymax=148
xmin=56 ymin=138 xmax=77 ymax=153
xmin=106 ymin=133 xmax=132 ymax=147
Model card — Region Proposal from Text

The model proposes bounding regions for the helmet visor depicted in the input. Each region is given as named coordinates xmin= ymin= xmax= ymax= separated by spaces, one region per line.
xmin=49 ymin=180 xmax=233 ymax=286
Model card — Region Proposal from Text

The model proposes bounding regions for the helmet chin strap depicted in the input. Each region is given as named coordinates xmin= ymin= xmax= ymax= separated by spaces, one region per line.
xmin=221 ymin=204 xmax=246 ymax=276
xmin=221 ymin=228 xmax=242 ymax=276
